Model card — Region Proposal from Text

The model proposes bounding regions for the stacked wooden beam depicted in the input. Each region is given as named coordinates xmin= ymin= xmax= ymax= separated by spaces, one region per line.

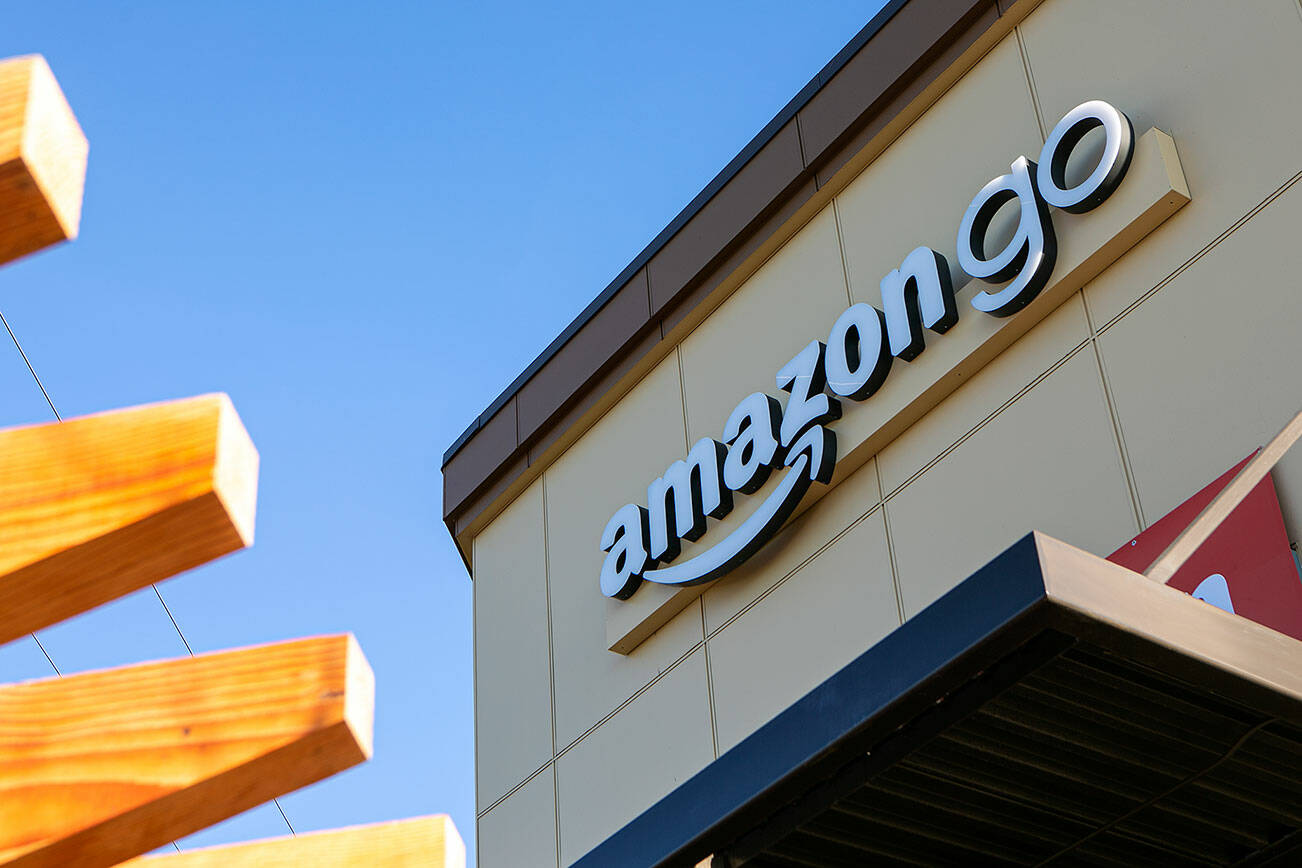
xmin=0 ymin=55 xmax=461 ymax=867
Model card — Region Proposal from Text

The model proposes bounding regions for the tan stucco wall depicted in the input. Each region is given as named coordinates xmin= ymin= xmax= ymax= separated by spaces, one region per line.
xmin=469 ymin=1 xmax=1302 ymax=863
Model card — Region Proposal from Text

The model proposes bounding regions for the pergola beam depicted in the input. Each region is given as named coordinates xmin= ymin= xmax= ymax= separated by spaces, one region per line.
xmin=0 ymin=634 xmax=374 ymax=868
xmin=0 ymin=393 xmax=258 ymax=645
xmin=0 ymin=54 xmax=87 ymax=266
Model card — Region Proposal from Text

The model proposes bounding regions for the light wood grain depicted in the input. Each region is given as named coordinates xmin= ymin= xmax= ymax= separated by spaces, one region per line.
xmin=0 ymin=393 xmax=258 ymax=644
xmin=121 ymin=815 xmax=464 ymax=868
xmin=1145 ymin=405 xmax=1302 ymax=584
xmin=0 ymin=634 xmax=374 ymax=868
xmin=0 ymin=54 xmax=87 ymax=266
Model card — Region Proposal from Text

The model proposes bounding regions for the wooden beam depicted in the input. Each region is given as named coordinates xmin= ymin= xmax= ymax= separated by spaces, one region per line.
xmin=0 ymin=393 xmax=258 ymax=644
xmin=0 ymin=634 xmax=374 ymax=868
xmin=122 ymin=816 xmax=465 ymax=867
xmin=0 ymin=54 xmax=88 ymax=266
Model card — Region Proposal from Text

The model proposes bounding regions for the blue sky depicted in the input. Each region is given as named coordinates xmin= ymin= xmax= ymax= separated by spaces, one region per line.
xmin=0 ymin=1 xmax=883 ymax=860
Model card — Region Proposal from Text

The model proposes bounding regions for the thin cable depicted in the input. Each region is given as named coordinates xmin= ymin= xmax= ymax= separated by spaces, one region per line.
xmin=2 ymin=306 xmax=296 ymax=838
xmin=273 ymin=799 xmax=297 ymax=836
xmin=155 ymin=584 xmax=296 ymax=836
xmin=153 ymin=586 xmax=194 ymax=656
xmin=0 ymin=308 xmax=59 ymax=420
xmin=31 ymin=633 xmax=61 ymax=676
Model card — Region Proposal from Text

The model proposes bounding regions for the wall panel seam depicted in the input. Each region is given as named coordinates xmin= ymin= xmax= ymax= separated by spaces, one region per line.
xmin=553 ymin=637 xmax=706 ymax=762
xmin=795 ymin=112 xmax=809 ymax=173
xmin=1095 ymin=168 xmax=1302 ymax=339
xmin=541 ymin=474 xmax=562 ymax=868
xmin=830 ymin=197 xmax=855 ymax=307
xmin=477 ymin=758 xmax=554 ymax=819
xmin=550 ymin=763 xmax=560 ymax=868
xmin=542 ymin=476 xmax=558 ymax=761
xmin=704 ymin=500 xmax=887 ymax=642
xmin=472 ymin=535 xmax=482 ymax=815
xmin=1080 ymin=296 xmax=1146 ymax=532
xmin=701 ymin=605 xmax=720 ymax=759
xmin=675 ymin=345 xmax=691 ymax=450
xmin=1012 ymin=24 xmax=1046 ymax=142
xmin=881 ymin=336 xmax=1092 ymax=501
xmin=877 ymin=460 xmax=908 ymax=626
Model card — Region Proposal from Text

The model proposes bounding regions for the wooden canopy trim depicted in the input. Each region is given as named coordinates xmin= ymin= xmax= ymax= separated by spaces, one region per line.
xmin=0 ymin=634 xmax=374 ymax=868
xmin=0 ymin=393 xmax=259 ymax=645
xmin=0 ymin=54 xmax=88 ymax=267
xmin=124 ymin=815 xmax=465 ymax=867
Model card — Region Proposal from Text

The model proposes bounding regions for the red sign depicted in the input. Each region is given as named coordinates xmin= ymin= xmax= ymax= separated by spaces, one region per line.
xmin=1107 ymin=453 xmax=1302 ymax=641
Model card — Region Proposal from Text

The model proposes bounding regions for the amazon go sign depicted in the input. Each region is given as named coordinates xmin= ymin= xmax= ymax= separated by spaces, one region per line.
xmin=600 ymin=101 xmax=1135 ymax=601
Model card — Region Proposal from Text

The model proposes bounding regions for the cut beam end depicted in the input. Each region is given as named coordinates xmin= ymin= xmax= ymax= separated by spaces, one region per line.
xmin=344 ymin=632 xmax=377 ymax=761
xmin=0 ymin=54 xmax=88 ymax=266
xmin=212 ymin=392 xmax=259 ymax=547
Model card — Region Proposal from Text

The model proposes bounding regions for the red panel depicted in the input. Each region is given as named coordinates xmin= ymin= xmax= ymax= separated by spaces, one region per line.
xmin=1107 ymin=452 xmax=1302 ymax=641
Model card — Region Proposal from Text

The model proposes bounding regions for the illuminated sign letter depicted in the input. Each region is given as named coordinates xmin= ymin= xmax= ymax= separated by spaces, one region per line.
xmin=722 ymin=393 xmax=782 ymax=494
xmin=775 ymin=340 xmax=841 ymax=448
xmin=958 ymin=155 xmax=1057 ymax=317
xmin=1037 ymin=99 xmax=1133 ymax=214
xmin=825 ymin=303 xmax=893 ymax=401
xmin=880 ymin=246 xmax=957 ymax=361
xmin=646 ymin=438 xmax=733 ymax=563
xmin=599 ymin=504 xmax=650 ymax=600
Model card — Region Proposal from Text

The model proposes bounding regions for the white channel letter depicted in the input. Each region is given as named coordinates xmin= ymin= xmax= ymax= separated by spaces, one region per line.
xmin=958 ymin=155 xmax=1057 ymax=318
xmin=775 ymin=340 xmax=841 ymax=448
xmin=825 ymin=303 xmax=893 ymax=401
xmin=599 ymin=503 xmax=650 ymax=600
xmin=1037 ymin=100 xmax=1134 ymax=214
xmin=722 ymin=392 xmax=782 ymax=495
xmin=880 ymin=246 xmax=958 ymax=361
xmin=645 ymin=437 xmax=733 ymax=563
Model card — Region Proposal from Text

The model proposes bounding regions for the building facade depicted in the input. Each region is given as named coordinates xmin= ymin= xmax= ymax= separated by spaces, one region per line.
xmin=443 ymin=1 xmax=1302 ymax=864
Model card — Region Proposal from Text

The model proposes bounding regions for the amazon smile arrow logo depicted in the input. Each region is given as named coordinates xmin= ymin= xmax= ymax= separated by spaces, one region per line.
xmin=599 ymin=100 xmax=1136 ymax=602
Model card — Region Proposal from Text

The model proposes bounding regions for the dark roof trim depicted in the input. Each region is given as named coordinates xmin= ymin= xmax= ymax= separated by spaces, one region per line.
xmin=570 ymin=533 xmax=1302 ymax=867
xmin=442 ymin=0 xmax=1007 ymax=531
xmin=442 ymin=0 xmax=911 ymax=467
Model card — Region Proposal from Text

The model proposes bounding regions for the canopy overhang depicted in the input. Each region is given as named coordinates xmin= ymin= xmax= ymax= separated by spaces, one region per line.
xmin=574 ymin=532 xmax=1302 ymax=868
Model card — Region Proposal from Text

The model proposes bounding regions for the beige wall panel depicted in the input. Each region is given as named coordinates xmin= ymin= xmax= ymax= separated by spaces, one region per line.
xmin=877 ymin=293 xmax=1090 ymax=494
xmin=888 ymin=348 xmax=1135 ymax=618
xmin=679 ymin=205 xmax=850 ymax=444
xmin=701 ymin=455 xmax=882 ymax=634
xmin=707 ymin=508 xmax=900 ymax=753
xmin=477 ymin=767 xmax=558 ymax=868
xmin=1097 ymin=179 xmax=1302 ymax=543
xmin=555 ymin=650 xmax=714 ymax=866
xmin=1019 ymin=0 xmax=1302 ymax=326
xmin=473 ymin=481 xmax=554 ymax=810
xmin=544 ymin=354 xmax=704 ymax=747
xmin=837 ymin=33 xmax=1041 ymax=312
